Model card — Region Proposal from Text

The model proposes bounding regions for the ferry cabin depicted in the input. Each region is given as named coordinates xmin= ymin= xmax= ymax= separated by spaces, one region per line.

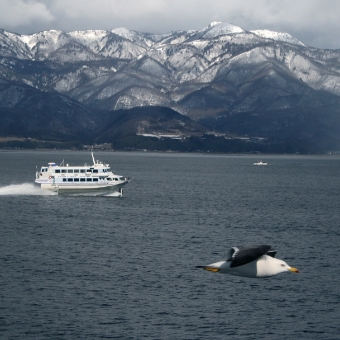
xmin=38 ymin=163 xmax=125 ymax=182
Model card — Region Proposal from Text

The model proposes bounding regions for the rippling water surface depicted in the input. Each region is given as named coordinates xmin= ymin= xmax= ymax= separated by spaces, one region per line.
xmin=1 ymin=150 xmax=340 ymax=339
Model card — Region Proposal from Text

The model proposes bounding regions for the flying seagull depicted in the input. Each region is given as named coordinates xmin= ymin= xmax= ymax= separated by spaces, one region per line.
xmin=196 ymin=245 xmax=300 ymax=278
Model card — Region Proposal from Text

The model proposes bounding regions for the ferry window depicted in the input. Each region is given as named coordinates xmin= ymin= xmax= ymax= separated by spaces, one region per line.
xmin=74 ymin=169 xmax=79 ymax=173
xmin=93 ymin=169 xmax=98 ymax=173
xmin=115 ymin=178 xmax=118 ymax=181
xmin=62 ymin=169 xmax=67 ymax=173
xmin=67 ymin=169 xmax=73 ymax=173
xmin=80 ymin=169 xmax=85 ymax=173
xmin=55 ymin=169 xmax=60 ymax=173
xmin=74 ymin=178 xmax=79 ymax=182
xmin=86 ymin=169 xmax=91 ymax=173
xmin=67 ymin=178 xmax=73 ymax=182
xmin=63 ymin=178 xmax=67 ymax=182
xmin=86 ymin=178 xmax=92 ymax=182
xmin=93 ymin=178 xmax=98 ymax=182
xmin=80 ymin=178 xmax=85 ymax=182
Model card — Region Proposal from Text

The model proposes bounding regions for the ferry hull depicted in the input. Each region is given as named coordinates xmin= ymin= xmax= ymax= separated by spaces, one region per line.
xmin=56 ymin=187 xmax=125 ymax=196
xmin=39 ymin=182 xmax=128 ymax=196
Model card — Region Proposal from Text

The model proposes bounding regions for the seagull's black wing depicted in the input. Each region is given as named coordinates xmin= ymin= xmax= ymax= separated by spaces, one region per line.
xmin=227 ymin=244 xmax=272 ymax=268
xmin=266 ymin=249 xmax=277 ymax=258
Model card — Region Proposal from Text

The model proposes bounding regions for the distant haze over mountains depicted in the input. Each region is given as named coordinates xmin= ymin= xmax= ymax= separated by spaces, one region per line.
xmin=1 ymin=22 xmax=340 ymax=152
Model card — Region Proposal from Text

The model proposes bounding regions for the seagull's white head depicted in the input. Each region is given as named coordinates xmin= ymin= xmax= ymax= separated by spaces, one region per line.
xmin=275 ymin=259 xmax=300 ymax=274
xmin=256 ymin=257 xmax=300 ymax=277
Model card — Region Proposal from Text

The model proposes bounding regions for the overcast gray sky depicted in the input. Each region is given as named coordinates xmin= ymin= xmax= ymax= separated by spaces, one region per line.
xmin=0 ymin=0 xmax=339 ymax=49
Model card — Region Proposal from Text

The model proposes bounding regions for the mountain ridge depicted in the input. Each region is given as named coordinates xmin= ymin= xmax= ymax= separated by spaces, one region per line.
xmin=1 ymin=22 xmax=340 ymax=152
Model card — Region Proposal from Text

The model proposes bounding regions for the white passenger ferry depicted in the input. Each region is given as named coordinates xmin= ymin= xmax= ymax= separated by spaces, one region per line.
xmin=35 ymin=152 xmax=130 ymax=196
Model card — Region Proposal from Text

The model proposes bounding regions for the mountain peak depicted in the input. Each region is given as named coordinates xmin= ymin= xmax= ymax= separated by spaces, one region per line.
xmin=251 ymin=29 xmax=305 ymax=46
xmin=111 ymin=27 xmax=133 ymax=40
xmin=208 ymin=21 xmax=222 ymax=28
xmin=199 ymin=22 xmax=244 ymax=39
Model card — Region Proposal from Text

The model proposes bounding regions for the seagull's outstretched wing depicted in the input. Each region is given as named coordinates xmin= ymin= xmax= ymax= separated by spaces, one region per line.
xmin=227 ymin=244 xmax=272 ymax=268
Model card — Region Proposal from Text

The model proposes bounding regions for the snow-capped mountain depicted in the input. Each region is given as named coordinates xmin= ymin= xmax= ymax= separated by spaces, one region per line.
xmin=1 ymin=22 xmax=340 ymax=151
xmin=1 ymin=22 xmax=340 ymax=107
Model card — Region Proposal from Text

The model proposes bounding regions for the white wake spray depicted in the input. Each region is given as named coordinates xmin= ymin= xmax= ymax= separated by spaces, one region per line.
xmin=0 ymin=183 xmax=56 ymax=196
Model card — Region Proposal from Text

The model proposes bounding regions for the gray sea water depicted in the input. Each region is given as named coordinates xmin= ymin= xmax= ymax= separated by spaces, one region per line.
xmin=0 ymin=150 xmax=340 ymax=340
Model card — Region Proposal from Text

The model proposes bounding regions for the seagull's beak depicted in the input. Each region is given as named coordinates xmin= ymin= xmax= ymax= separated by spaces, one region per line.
xmin=288 ymin=267 xmax=300 ymax=273
xmin=195 ymin=266 xmax=220 ymax=273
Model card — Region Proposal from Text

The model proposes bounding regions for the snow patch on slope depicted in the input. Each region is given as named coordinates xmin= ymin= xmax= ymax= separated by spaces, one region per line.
xmin=69 ymin=30 xmax=108 ymax=44
xmin=113 ymin=87 xmax=170 ymax=110
xmin=21 ymin=30 xmax=66 ymax=50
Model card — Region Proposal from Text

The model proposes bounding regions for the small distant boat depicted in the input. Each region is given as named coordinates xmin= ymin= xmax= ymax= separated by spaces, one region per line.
xmin=35 ymin=151 xmax=130 ymax=196
xmin=253 ymin=161 xmax=267 ymax=165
